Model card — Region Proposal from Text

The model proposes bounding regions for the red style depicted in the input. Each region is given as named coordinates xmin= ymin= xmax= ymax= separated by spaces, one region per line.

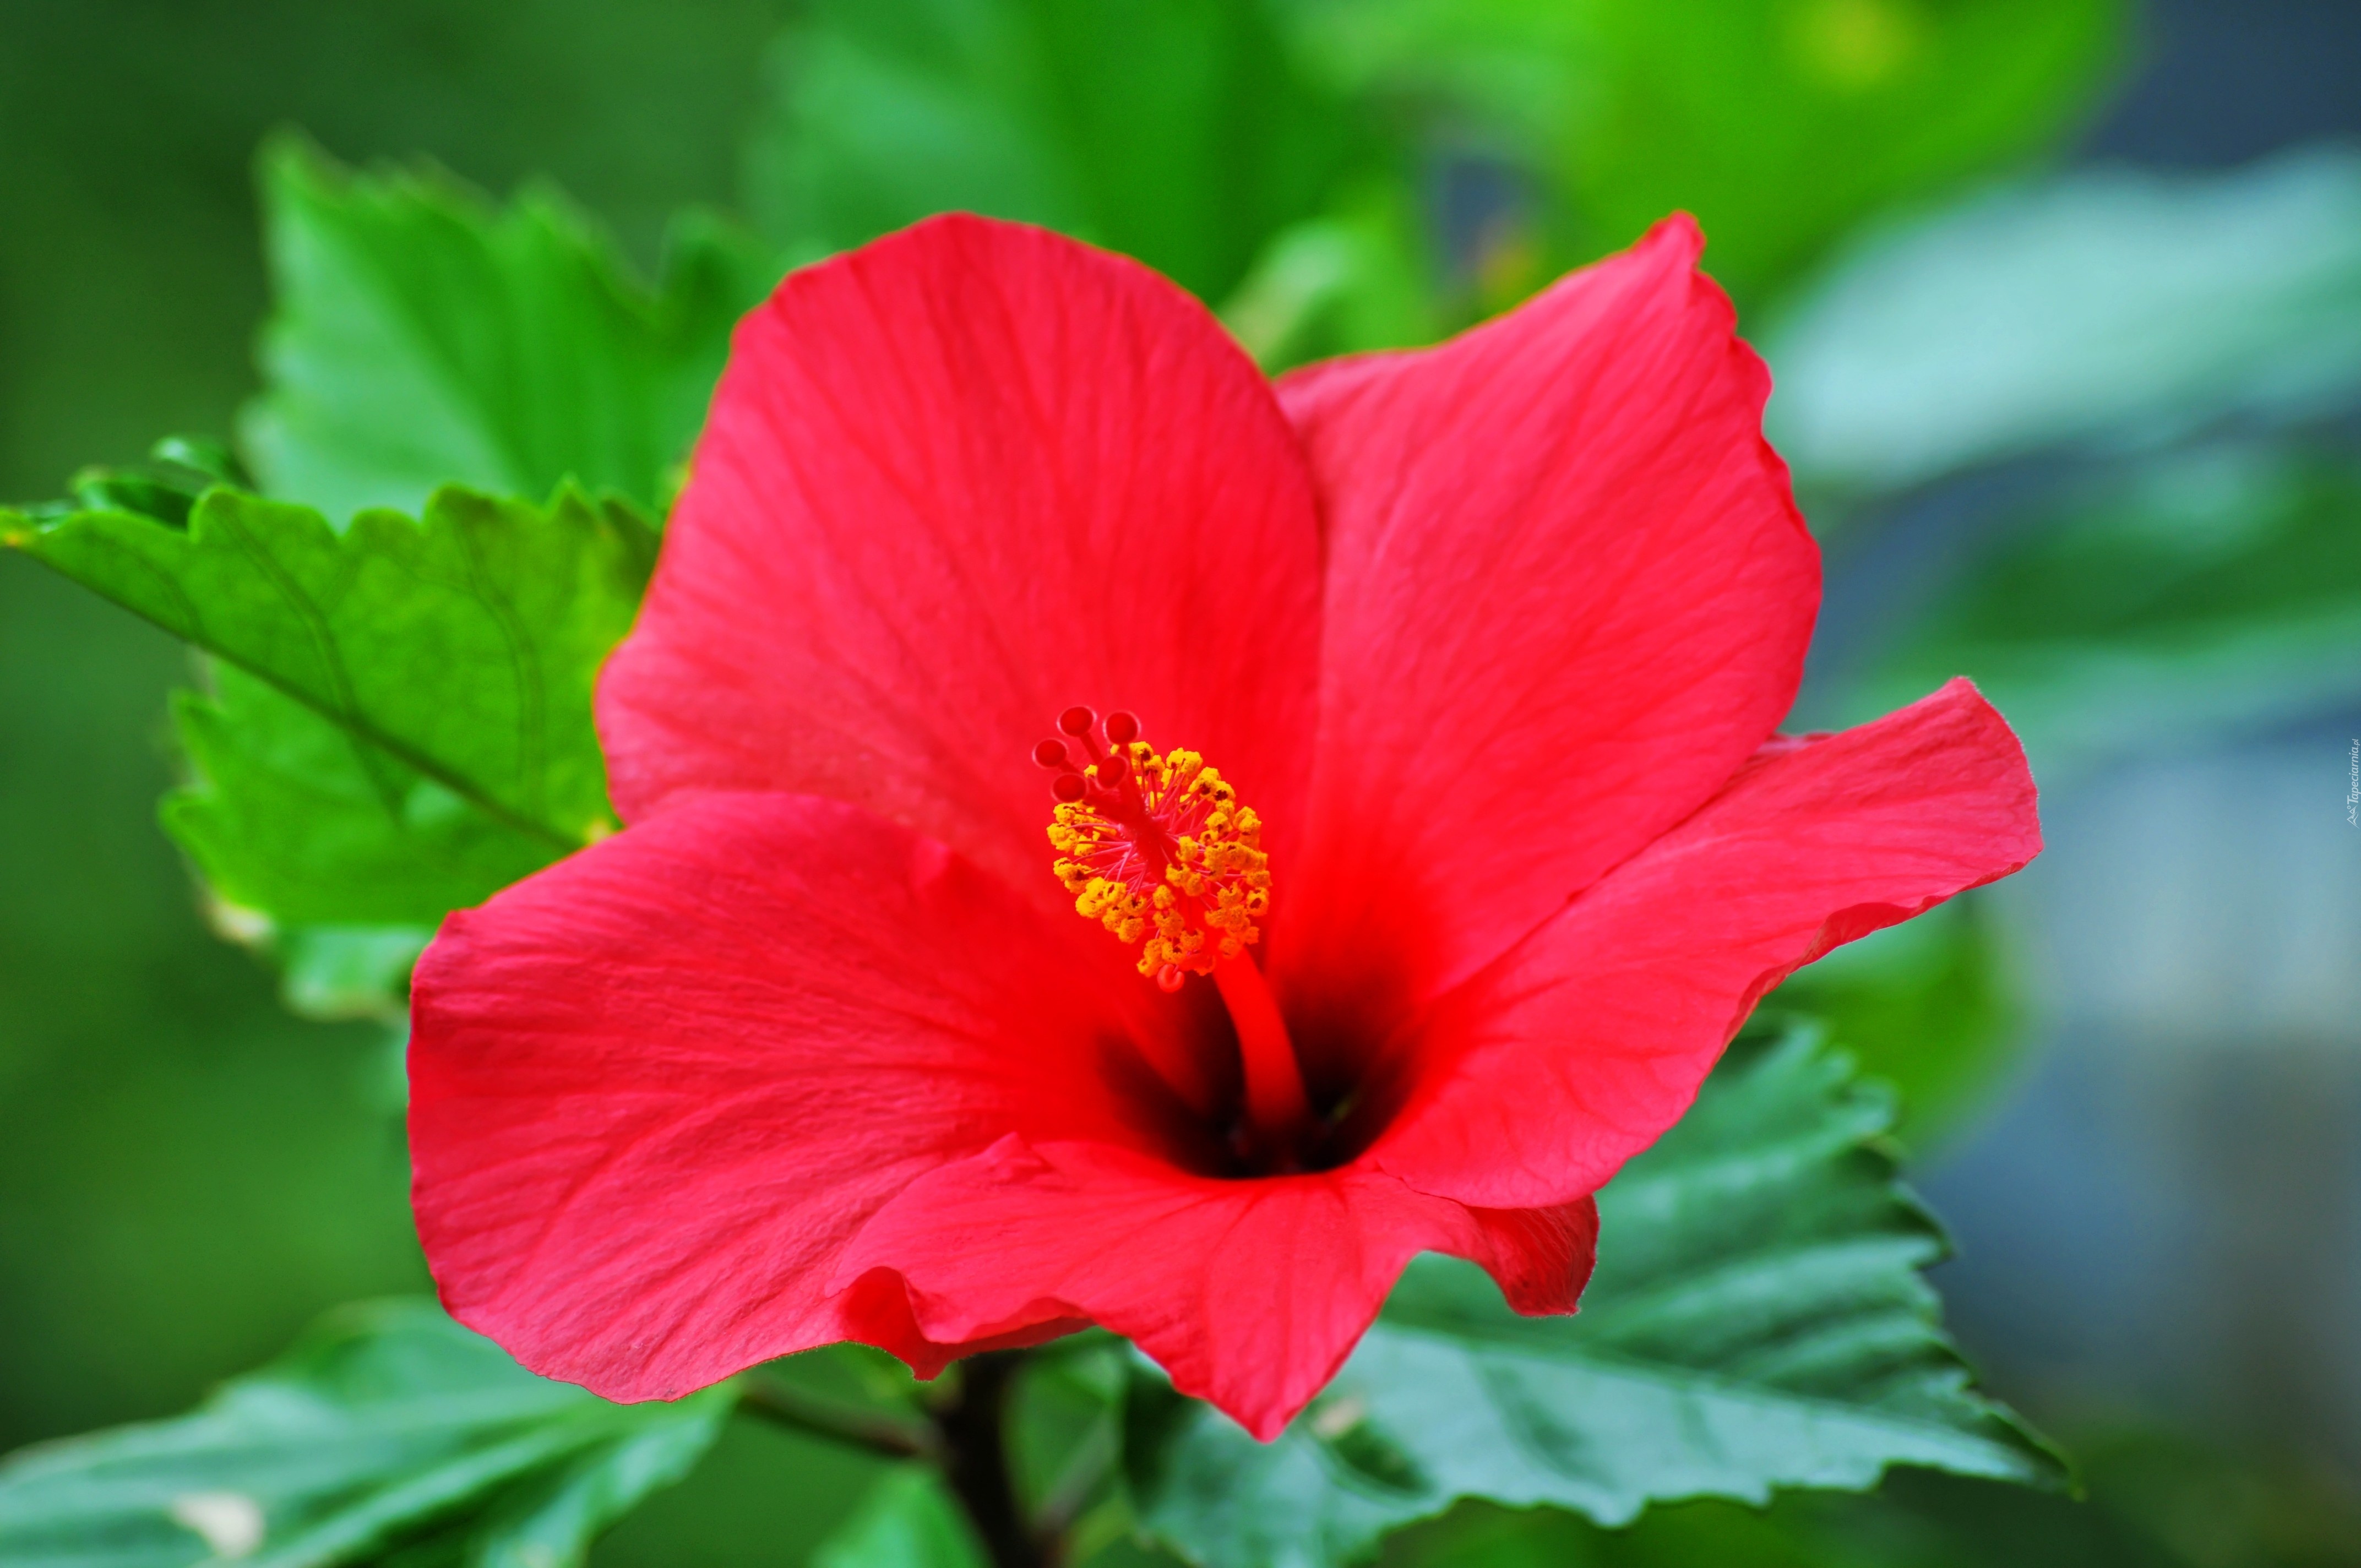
xmin=408 ymin=213 xmax=2039 ymax=1440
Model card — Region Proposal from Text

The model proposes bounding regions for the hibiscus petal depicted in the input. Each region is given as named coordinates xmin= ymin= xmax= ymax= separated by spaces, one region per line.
xmin=1366 ymin=679 xmax=2039 ymax=1211
xmin=598 ymin=214 xmax=1324 ymax=904
xmin=408 ymin=791 xmax=1205 ymax=1402
xmin=836 ymin=1137 xmax=1535 ymax=1439
xmin=1461 ymin=1196 xmax=1601 ymax=1315
xmin=1270 ymin=216 xmax=1818 ymax=1068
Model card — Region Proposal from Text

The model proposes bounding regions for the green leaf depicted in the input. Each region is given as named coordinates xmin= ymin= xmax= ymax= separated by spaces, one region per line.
xmin=1846 ymin=443 xmax=2361 ymax=771
xmin=1764 ymin=148 xmax=2361 ymax=495
xmin=3 ymin=484 xmax=650 ymax=851
xmin=1387 ymin=1434 xmax=2361 ymax=1568
xmin=1134 ymin=1025 xmax=2063 ymax=1567
xmin=1276 ymin=0 xmax=2122 ymax=306
xmin=810 ymin=1468 xmax=987 ymax=1568
xmin=1374 ymin=1496 xmax=1826 ymax=1568
xmin=0 ymin=1300 xmax=731 ymax=1568
xmin=168 ymin=664 xmax=554 ymax=930
xmin=165 ymin=663 xmax=532 ymax=1020
xmin=4 ymin=480 xmax=650 ymax=1014
xmin=742 ymin=0 xmax=1362 ymax=302
xmin=244 ymin=136 xmax=779 ymax=521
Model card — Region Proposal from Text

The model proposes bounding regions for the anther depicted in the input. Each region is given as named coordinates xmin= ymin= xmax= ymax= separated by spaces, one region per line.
xmin=1037 ymin=705 xmax=1309 ymax=1156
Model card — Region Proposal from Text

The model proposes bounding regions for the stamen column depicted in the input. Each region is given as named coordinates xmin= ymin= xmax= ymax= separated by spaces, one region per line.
xmin=1213 ymin=952 xmax=1310 ymax=1159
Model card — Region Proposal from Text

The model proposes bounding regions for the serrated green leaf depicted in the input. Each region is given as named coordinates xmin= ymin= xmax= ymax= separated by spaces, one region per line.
xmin=811 ymin=1468 xmax=987 ymax=1568
xmin=1276 ymin=0 xmax=2121 ymax=307
xmin=0 ymin=1300 xmax=730 ymax=1568
xmin=164 ymin=660 xmax=503 ymax=1020
xmin=742 ymin=0 xmax=1361 ymax=302
xmin=244 ymin=137 xmax=779 ymax=520
xmin=1135 ymin=1026 xmax=2062 ymax=1568
xmin=4 ymin=480 xmax=650 ymax=1014
xmin=1847 ymin=443 xmax=2361 ymax=771
xmin=4 ymin=484 xmax=650 ymax=851
xmin=1765 ymin=148 xmax=2361 ymax=495
xmin=168 ymin=664 xmax=553 ymax=929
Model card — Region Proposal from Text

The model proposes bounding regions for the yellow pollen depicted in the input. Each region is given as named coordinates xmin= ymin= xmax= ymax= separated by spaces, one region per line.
xmin=1045 ymin=739 xmax=1271 ymax=989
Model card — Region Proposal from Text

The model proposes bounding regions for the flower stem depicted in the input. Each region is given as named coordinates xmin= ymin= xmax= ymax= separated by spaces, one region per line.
xmin=939 ymin=1350 xmax=1047 ymax=1568
xmin=1214 ymin=954 xmax=1310 ymax=1153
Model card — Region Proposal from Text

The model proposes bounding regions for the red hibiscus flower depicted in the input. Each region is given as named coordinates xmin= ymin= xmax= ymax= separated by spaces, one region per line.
xmin=407 ymin=213 xmax=2039 ymax=1440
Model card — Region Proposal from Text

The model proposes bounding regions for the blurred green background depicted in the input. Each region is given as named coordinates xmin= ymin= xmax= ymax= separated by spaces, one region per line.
xmin=4 ymin=0 xmax=2360 ymax=1562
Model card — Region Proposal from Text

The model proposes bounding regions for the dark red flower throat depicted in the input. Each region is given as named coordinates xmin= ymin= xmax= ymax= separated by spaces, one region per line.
xmin=1033 ymin=705 xmax=1313 ymax=1171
